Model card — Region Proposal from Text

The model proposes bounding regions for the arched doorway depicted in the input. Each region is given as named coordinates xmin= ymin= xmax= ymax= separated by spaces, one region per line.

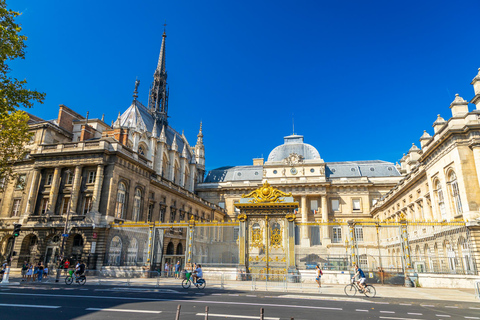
xmin=19 ymin=234 xmax=39 ymax=264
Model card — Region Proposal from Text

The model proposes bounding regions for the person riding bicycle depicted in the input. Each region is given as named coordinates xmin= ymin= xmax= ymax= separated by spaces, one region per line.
xmin=74 ymin=260 xmax=85 ymax=281
xmin=352 ymin=264 xmax=366 ymax=292
xmin=191 ymin=264 xmax=203 ymax=284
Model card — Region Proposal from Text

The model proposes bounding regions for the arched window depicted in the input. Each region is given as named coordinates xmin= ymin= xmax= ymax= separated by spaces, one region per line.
xmin=127 ymin=238 xmax=138 ymax=266
xmin=108 ymin=236 xmax=122 ymax=266
xmin=73 ymin=235 xmax=84 ymax=247
xmin=115 ymin=182 xmax=126 ymax=219
xmin=448 ymin=171 xmax=463 ymax=216
xmin=434 ymin=179 xmax=446 ymax=220
xmin=176 ymin=243 xmax=183 ymax=255
xmin=132 ymin=188 xmax=142 ymax=222
xmin=166 ymin=242 xmax=174 ymax=255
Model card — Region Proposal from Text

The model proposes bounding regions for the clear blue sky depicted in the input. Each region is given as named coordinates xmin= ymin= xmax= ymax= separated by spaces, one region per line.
xmin=9 ymin=0 xmax=480 ymax=172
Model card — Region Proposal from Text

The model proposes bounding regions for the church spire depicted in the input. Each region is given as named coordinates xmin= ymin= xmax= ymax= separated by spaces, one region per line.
xmin=148 ymin=27 xmax=169 ymax=126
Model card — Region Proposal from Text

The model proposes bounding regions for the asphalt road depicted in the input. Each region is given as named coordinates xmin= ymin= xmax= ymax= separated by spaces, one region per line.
xmin=0 ymin=284 xmax=479 ymax=320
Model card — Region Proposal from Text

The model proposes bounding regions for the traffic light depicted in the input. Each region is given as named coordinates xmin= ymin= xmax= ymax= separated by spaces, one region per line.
xmin=13 ymin=224 xmax=22 ymax=237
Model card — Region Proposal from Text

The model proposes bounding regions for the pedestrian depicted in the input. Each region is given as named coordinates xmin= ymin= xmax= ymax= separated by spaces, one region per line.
xmin=26 ymin=263 xmax=33 ymax=282
xmin=21 ymin=261 xmax=28 ymax=282
xmin=315 ymin=265 xmax=323 ymax=287
xmin=33 ymin=262 xmax=39 ymax=281
xmin=43 ymin=264 xmax=49 ymax=279
xmin=64 ymin=259 xmax=70 ymax=275
xmin=37 ymin=262 xmax=44 ymax=282
xmin=175 ymin=261 xmax=181 ymax=279
xmin=164 ymin=262 xmax=169 ymax=277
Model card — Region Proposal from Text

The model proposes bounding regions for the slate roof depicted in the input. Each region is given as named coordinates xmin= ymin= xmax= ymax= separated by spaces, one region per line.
xmin=267 ymin=135 xmax=321 ymax=162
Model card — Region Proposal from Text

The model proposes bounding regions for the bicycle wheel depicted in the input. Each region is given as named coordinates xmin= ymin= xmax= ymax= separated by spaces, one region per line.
xmin=78 ymin=276 xmax=86 ymax=286
xmin=196 ymin=279 xmax=206 ymax=290
xmin=364 ymin=285 xmax=376 ymax=298
xmin=65 ymin=276 xmax=73 ymax=285
xmin=344 ymin=284 xmax=357 ymax=296
xmin=181 ymin=279 xmax=191 ymax=289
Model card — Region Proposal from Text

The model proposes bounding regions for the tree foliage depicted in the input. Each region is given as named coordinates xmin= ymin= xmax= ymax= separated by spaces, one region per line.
xmin=0 ymin=0 xmax=45 ymax=188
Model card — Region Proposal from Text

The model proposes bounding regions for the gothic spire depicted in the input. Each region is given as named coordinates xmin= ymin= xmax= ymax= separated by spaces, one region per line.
xmin=196 ymin=121 xmax=204 ymax=145
xmin=148 ymin=29 xmax=169 ymax=126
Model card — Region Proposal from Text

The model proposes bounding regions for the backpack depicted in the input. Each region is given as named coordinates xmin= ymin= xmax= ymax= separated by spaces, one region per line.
xmin=320 ymin=269 xmax=323 ymax=275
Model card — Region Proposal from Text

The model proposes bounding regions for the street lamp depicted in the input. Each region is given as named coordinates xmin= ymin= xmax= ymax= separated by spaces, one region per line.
xmin=55 ymin=169 xmax=72 ymax=282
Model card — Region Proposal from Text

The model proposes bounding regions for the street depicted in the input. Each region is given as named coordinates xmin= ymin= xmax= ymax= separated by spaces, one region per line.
xmin=0 ymin=284 xmax=479 ymax=320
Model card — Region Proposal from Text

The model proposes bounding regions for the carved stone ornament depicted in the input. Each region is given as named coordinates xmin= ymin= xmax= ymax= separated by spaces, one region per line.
xmin=283 ymin=153 xmax=304 ymax=166
xmin=238 ymin=213 xmax=247 ymax=222
xmin=242 ymin=181 xmax=292 ymax=204
xmin=285 ymin=213 xmax=296 ymax=222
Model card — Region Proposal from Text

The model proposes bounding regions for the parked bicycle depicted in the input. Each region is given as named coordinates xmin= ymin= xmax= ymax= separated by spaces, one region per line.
xmin=65 ymin=270 xmax=86 ymax=285
xmin=344 ymin=278 xmax=376 ymax=297
xmin=181 ymin=272 xmax=206 ymax=289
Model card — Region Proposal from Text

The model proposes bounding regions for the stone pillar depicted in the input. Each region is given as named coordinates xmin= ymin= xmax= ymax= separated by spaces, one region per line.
xmin=301 ymin=195 xmax=309 ymax=246
xmin=321 ymin=195 xmax=330 ymax=244
xmin=47 ymin=167 xmax=61 ymax=213
xmin=69 ymin=166 xmax=83 ymax=214
xmin=189 ymin=164 xmax=196 ymax=192
xmin=472 ymin=146 xmax=480 ymax=192
xmin=24 ymin=168 xmax=41 ymax=215
xmin=180 ymin=157 xmax=186 ymax=187
xmin=91 ymin=164 xmax=104 ymax=213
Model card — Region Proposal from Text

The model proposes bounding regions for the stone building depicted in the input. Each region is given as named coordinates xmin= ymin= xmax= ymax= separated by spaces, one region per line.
xmin=0 ymin=30 xmax=225 ymax=270
xmin=196 ymin=134 xmax=403 ymax=261
xmin=370 ymin=68 xmax=480 ymax=276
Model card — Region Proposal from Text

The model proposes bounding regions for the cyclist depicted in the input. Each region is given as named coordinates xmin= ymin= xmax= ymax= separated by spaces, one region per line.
xmin=191 ymin=264 xmax=203 ymax=284
xmin=352 ymin=264 xmax=366 ymax=292
xmin=74 ymin=260 xmax=85 ymax=282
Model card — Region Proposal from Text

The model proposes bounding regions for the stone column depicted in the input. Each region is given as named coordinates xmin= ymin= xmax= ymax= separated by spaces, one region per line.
xmin=321 ymin=195 xmax=330 ymax=244
xmin=301 ymin=195 xmax=309 ymax=246
xmin=423 ymin=197 xmax=433 ymax=221
xmin=69 ymin=166 xmax=83 ymax=214
xmin=91 ymin=164 xmax=104 ymax=213
xmin=47 ymin=167 xmax=61 ymax=213
xmin=472 ymin=146 xmax=480 ymax=193
xmin=24 ymin=168 xmax=41 ymax=215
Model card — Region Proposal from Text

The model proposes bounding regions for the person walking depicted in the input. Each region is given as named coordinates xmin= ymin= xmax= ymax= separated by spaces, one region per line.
xmin=63 ymin=259 xmax=70 ymax=275
xmin=33 ymin=262 xmax=39 ymax=281
xmin=37 ymin=262 xmax=44 ymax=282
xmin=26 ymin=263 xmax=33 ymax=282
xmin=175 ymin=261 xmax=181 ymax=279
xmin=21 ymin=261 xmax=29 ymax=282
xmin=315 ymin=265 xmax=323 ymax=287
xmin=43 ymin=264 xmax=49 ymax=280
xmin=164 ymin=262 xmax=169 ymax=277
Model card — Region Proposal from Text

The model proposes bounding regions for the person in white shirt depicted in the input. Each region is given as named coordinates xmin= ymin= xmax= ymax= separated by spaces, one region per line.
xmin=191 ymin=264 xmax=203 ymax=283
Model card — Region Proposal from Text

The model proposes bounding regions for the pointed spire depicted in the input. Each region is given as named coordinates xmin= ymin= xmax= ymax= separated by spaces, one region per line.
xmin=182 ymin=143 xmax=189 ymax=158
xmin=152 ymin=119 xmax=158 ymax=137
xmin=196 ymin=121 xmax=204 ymax=145
xmin=159 ymin=125 xmax=166 ymax=143
xmin=133 ymin=79 xmax=140 ymax=102
xmin=420 ymin=130 xmax=432 ymax=149
xmin=172 ymin=133 xmax=178 ymax=151
xmin=148 ymin=30 xmax=169 ymax=125
xmin=113 ymin=112 xmax=122 ymax=128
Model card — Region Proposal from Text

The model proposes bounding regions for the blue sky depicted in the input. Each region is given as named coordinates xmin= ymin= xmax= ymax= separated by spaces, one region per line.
xmin=9 ymin=0 xmax=480 ymax=172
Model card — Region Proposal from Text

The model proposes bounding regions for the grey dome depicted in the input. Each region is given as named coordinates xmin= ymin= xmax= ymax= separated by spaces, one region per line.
xmin=267 ymin=135 xmax=321 ymax=162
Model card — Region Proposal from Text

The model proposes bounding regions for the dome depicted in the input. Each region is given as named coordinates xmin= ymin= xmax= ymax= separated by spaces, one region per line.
xmin=267 ymin=135 xmax=321 ymax=162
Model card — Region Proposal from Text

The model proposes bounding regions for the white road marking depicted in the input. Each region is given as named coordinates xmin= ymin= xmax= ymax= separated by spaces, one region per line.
xmin=380 ymin=311 xmax=395 ymax=313
xmin=436 ymin=315 xmax=451 ymax=318
xmin=445 ymin=306 xmax=458 ymax=309
xmin=399 ymin=303 xmax=412 ymax=306
xmin=0 ymin=292 xmax=343 ymax=311
xmin=0 ymin=303 xmax=60 ymax=309
xmin=469 ymin=307 xmax=480 ymax=310
xmin=407 ymin=313 xmax=422 ymax=316
xmin=211 ymin=293 xmax=222 ymax=295
xmin=421 ymin=304 xmax=434 ymax=307
xmin=465 ymin=317 xmax=480 ymax=319
xmin=355 ymin=309 xmax=368 ymax=312
xmin=86 ymin=308 xmax=161 ymax=314
xmin=229 ymin=294 xmax=239 ymax=296
xmin=245 ymin=295 xmax=257 ymax=297
xmin=379 ymin=317 xmax=423 ymax=320
xmin=196 ymin=313 xmax=279 ymax=320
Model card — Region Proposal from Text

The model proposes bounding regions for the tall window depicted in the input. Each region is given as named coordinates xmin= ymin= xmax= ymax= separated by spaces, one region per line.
xmin=310 ymin=199 xmax=318 ymax=214
xmin=40 ymin=198 xmax=49 ymax=214
xmin=11 ymin=199 xmax=21 ymax=216
xmin=61 ymin=197 xmax=70 ymax=215
xmin=448 ymin=171 xmax=463 ymax=216
xmin=46 ymin=174 xmax=53 ymax=186
xmin=354 ymin=226 xmax=364 ymax=242
xmin=82 ymin=196 xmax=92 ymax=214
xmin=333 ymin=226 xmax=342 ymax=243
xmin=132 ymin=188 xmax=142 ymax=222
xmin=434 ymin=179 xmax=447 ymax=220
xmin=127 ymin=238 xmax=138 ymax=265
xmin=147 ymin=203 xmax=154 ymax=222
xmin=66 ymin=171 xmax=74 ymax=185
xmin=352 ymin=199 xmax=361 ymax=211
xmin=108 ymin=236 xmax=122 ymax=266
xmin=331 ymin=199 xmax=340 ymax=212
xmin=0 ymin=176 xmax=5 ymax=190
xmin=87 ymin=171 xmax=96 ymax=184
xmin=159 ymin=207 xmax=165 ymax=222
xmin=115 ymin=182 xmax=126 ymax=219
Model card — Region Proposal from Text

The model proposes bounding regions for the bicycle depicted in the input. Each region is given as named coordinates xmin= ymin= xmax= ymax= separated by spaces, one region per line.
xmin=181 ymin=272 xmax=206 ymax=290
xmin=344 ymin=278 xmax=376 ymax=297
xmin=65 ymin=270 xmax=86 ymax=285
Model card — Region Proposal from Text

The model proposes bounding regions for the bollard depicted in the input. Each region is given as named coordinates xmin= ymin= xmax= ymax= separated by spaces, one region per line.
xmin=221 ymin=273 xmax=224 ymax=290
xmin=175 ymin=304 xmax=181 ymax=320
xmin=2 ymin=266 xmax=10 ymax=283
xmin=204 ymin=306 xmax=209 ymax=320
xmin=260 ymin=307 xmax=264 ymax=320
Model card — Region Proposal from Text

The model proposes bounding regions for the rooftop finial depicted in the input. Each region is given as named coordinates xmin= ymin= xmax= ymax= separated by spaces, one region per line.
xmin=163 ymin=20 xmax=167 ymax=36
xmin=133 ymin=78 xmax=140 ymax=101
xmin=292 ymin=113 xmax=295 ymax=135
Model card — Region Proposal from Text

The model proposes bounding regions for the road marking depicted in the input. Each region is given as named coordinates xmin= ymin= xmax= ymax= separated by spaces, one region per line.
xmin=0 ymin=292 xmax=343 ymax=311
xmin=0 ymin=303 xmax=60 ymax=309
xmin=211 ymin=293 xmax=222 ymax=295
xmin=469 ymin=307 xmax=480 ymax=310
xmin=86 ymin=308 xmax=161 ymax=314
xmin=229 ymin=294 xmax=239 ymax=296
xmin=407 ymin=313 xmax=423 ymax=315
xmin=445 ymin=306 xmax=458 ymax=309
xmin=355 ymin=309 xmax=368 ymax=312
xmin=379 ymin=317 xmax=423 ymax=320
xmin=436 ymin=315 xmax=450 ymax=318
xmin=245 ymin=295 xmax=257 ymax=297
xmin=399 ymin=303 xmax=412 ymax=306
xmin=420 ymin=304 xmax=434 ymax=307
xmin=196 ymin=313 xmax=279 ymax=320
xmin=380 ymin=311 xmax=395 ymax=313
xmin=465 ymin=317 xmax=480 ymax=319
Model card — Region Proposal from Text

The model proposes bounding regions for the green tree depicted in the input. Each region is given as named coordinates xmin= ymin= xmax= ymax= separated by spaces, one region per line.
xmin=0 ymin=0 xmax=45 ymax=189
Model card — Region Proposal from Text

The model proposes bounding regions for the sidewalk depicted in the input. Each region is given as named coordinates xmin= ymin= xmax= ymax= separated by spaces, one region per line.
xmin=3 ymin=274 xmax=479 ymax=303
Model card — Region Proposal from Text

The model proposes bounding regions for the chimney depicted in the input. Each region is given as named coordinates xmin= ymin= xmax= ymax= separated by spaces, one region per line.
xmin=57 ymin=105 xmax=84 ymax=133
xmin=253 ymin=158 xmax=264 ymax=166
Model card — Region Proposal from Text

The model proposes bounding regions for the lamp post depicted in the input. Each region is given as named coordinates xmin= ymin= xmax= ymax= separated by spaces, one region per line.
xmin=55 ymin=170 xmax=72 ymax=282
